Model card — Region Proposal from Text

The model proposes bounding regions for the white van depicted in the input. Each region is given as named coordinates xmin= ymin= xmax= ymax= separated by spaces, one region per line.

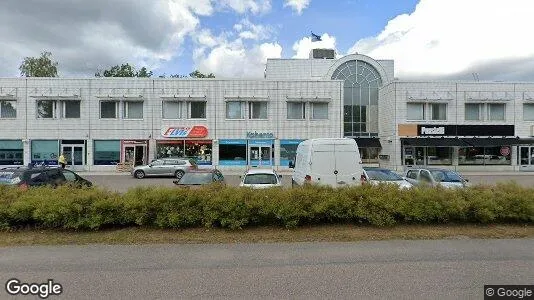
xmin=289 ymin=138 xmax=363 ymax=187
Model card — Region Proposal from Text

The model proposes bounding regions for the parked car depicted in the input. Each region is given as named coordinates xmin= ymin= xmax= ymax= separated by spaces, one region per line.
xmin=404 ymin=168 xmax=469 ymax=188
xmin=132 ymin=158 xmax=197 ymax=179
xmin=0 ymin=166 xmax=92 ymax=189
xmin=289 ymin=138 xmax=363 ymax=187
xmin=173 ymin=169 xmax=225 ymax=187
xmin=361 ymin=167 xmax=412 ymax=189
xmin=239 ymin=169 xmax=282 ymax=189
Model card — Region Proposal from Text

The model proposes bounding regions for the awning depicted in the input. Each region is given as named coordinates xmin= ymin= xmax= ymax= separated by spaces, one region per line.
xmin=462 ymin=137 xmax=521 ymax=146
xmin=354 ymin=138 xmax=381 ymax=148
xmin=401 ymin=137 xmax=468 ymax=146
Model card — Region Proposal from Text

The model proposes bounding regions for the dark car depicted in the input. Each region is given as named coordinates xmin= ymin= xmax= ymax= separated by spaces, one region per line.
xmin=173 ymin=169 xmax=225 ymax=187
xmin=0 ymin=166 xmax=92 ymax=189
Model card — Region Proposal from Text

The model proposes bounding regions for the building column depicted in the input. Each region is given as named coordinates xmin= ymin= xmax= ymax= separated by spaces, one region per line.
xmin=452 ymin=146 xmax=459 ymax=169
xmin=511 ymin=145 xmax=517 ymax=170
xmin=86 ymin=139 xmax=93 ymax=171
xmin=274 ymin=138 xmax=280 ymax=170
xmin=23 ymin=139 xmax=31 ymax=166
xmin=212 ymin=140 xmax=219 ymax=167
xmin=148 ymin=138 xmax=156 ymax=162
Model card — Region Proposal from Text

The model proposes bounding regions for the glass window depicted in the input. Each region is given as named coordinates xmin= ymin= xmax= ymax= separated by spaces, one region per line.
xmin=312 ymin=103 xmax=328 ymax=119
xmin=37 ymin=100 xmax=56 ymax=118
xmin=31 ymin=140 xmax=59 ymax=165
xmin=249 ymin=102 xmax=267 ymax=119
xmin=123 ymin=101 xmax=143 ymax=119
xmin=360 ymin=147 xmax=379 ymax=164
xmin=484 ymin=146 xmax=511 ymax=165
xmin=243 ymin=173 xmax=278 ymax=184
xmin=0 ymin=140 xmax=23 ymax=165
xmin=430 ymin=103 xmax=446 ymax=120
xmin=406 ymin=170 xmax=418 ymax=179
xmin=100 ymin=101 xmax=118 ymax=119
xmin=280 ymin=140 xmax=303 ymax=166
xmin=162 ymin=101 xmax=181 ymax=119
xmin=0 ymin=100 xmax=17 ymax=118
xmin=407 ymin=103 xmax=424 ymax=120
xmin=226 ymin=101 xmax=245 ymax=119
xmin=156 ymin=142 xmax=185 ymax=158
xmin=63 ymin=101 xmax=80 ymax=118
xmin=287 ymin=102 xmax=305 ymax=119
xmin=185 ymin=141 xmax=212 ymax=165
xmin=219 ymin=140 xmax=247 ymax=165
xmin=189 ymin=102 xmax=206 ymax=119
xmin=487 ymin=103 xmax=505 ymax=121
xmin=458 ymin=147 xmax=510 ymax=165
xmin=426 ymin=147 xmax=452 ymax=165
xmin=465 ymin=103 xmax=482 ymax=121
xmin=93 ymin=140 xmax=120 ymax=165
xmin=524 ymin=104 xmax=534 ymax=121
xmin=62 ymin=170 xmax=77 ymax=182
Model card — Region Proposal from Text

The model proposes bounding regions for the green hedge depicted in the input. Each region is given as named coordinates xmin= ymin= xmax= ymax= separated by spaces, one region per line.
xmin=0 ymin=183 xmax=533 ymax=230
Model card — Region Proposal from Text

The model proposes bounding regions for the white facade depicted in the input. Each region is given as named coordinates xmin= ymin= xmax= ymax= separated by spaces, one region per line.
xmin=2 ymin=52 xmax=534 ymax=172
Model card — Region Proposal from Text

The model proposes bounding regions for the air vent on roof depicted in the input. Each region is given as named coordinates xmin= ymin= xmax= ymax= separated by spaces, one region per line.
xmin=310 ymin=48 xmax=335 ymax=59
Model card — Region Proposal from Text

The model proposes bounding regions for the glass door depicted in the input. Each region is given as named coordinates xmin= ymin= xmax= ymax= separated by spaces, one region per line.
xmin=519 ymin=146 xmax=534 ymax=171
xmin=249 ymin=146 xmax=272 ymax=167
xmin=415 ymin=147 xmax=426 ymax=165
xmin=61 ymin=144 xmax=85 ymax=170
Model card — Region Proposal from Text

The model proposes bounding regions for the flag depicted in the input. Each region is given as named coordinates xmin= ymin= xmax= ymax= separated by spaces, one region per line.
xmin=311 ymin=32 xmax=322 ymax=42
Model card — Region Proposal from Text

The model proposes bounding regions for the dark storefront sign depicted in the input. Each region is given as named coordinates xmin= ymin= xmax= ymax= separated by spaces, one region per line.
xmin=354 ymin=137 xmax=382 ymax=148
xmin=417 ymin=125 xmax=515 ymax=137
xmin=402 ymin=137 xmax=521 ymax=147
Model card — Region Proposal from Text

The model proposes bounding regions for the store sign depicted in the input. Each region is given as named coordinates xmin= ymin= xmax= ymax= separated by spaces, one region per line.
xmin=420 ymin=126 xmax=445 ymax=135
xmin=161 ymin=126 xmax=208 ymax=138
xmin=246 ymin=131 xmax=274 ymax=139
xmin=415 ymin=125 xmax=514 ymax=136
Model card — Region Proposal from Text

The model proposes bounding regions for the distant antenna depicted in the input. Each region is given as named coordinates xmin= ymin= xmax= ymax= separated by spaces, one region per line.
xmin=472 ymin=72 xmax=480 ymax=81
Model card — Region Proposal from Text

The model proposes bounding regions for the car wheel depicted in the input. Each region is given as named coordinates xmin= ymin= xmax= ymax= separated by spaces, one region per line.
xmin=175 ymin=170 xmax=185 ymax=179
xmin=134 ymin=170 xmax=145 ymax=179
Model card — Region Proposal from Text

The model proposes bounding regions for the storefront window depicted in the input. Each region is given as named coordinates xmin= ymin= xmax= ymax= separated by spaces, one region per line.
xmin=360 ymin=147 xmax=379 ymax=164
xmin=0 ymin=140 xmax=23 ymax=165
xmin=458 ymin=147 xmax=511 ymax=165
xmin=93 ymin=140 xmax=120 ymax=165
xmin=426 ymin=147 xmax=452 ymax=165
xmin=156 ymin=141 xmax=185 ymax=159
xmin=280 ymin=140 xmax=303 ymax=166
xmin=219 ymin=140 xmax=247 ymax=165
xmin=185 ymin=140 xmax=212 ymax=165
xmin=31 ymin=140 xmax=59 ymax=165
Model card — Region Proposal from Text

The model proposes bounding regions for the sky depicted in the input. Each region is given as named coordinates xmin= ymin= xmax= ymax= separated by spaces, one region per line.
xmin=1 ymin=0 xmax=533 ymax=81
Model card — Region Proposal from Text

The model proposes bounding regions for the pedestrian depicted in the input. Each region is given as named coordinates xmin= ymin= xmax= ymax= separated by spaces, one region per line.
xmin=58 ymin=153 xmax=66 ymax=169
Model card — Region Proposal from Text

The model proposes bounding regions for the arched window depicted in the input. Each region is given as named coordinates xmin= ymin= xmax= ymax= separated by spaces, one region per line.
xmin=332 ymin=60 xmax=382 ymax=137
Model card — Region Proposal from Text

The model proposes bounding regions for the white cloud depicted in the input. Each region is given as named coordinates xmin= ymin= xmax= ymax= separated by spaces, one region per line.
xmin=192 ymin=27 xmax=282 ymax=77
xmin=284 ymin=0 xmax=311 ymax=14
xmin=348 ymin=0 xmax=534 ymax=80
xmin=218 ymin=0 xmax=271 ymax=14
xmin=234 ymin=19 xmax=273 ymax=40
xmin=292 ymin=33 xmax=338 ymax=59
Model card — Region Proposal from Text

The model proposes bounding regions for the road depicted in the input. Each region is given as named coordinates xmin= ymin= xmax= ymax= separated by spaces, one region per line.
xmin=83 ymin=174 xmax=534 ymax=193
xmin=0 ymin=239 xmax=532 ymax=299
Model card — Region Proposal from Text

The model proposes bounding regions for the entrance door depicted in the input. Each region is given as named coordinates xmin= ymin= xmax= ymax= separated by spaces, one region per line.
xmin=519 ymin=146 xmax=534 ymax=171
xmin=414 ymin=147 xmax=426 ymax=165
xmin=61 ymin=144 xmax=85 ymax=170
xmin=249 ymin=146 xmax=272 ymax=167
xmin=123 ymin=144 xmax=147 ymax=167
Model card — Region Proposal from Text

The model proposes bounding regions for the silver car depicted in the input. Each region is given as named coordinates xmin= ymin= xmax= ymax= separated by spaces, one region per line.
xmin=132 ymin=158 xmax=197 ymax=179
xmin=404 ymin=168 xmax=469 ymax=188
xmin=362 ymin=167 xmax=412 ymax=189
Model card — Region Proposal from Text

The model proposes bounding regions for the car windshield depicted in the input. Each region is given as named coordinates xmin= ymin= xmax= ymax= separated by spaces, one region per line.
xmin=365 ymin=169 xmax=403 ymax=181
xmin=430 ymin=170 xmax=463 ymax=182
xmin=177 ymin=173 xmax=213 ymax=185
xmin=243 ymin=173 xmax=278 ymax=185
xmin=0 ymin=171 xmax=21 ymax=185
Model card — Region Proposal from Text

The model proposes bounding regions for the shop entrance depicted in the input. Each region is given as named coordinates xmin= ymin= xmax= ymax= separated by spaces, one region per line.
xmin=249 ymin=146 xmax=272 ymax=167
xmin=122 ymin=141 xmax=148 ymax=167
xmin=61 ymin=144 xmax=85 ymax=169
xmin=519 ymin=146 xmax=534 ymax=171
xmin=403 ymin=147 xmax=426 ymax=166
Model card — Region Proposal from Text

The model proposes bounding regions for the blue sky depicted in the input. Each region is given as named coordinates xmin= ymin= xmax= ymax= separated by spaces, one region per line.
xmin=1 ymin=0 xmax=534 ymax=80
xmin=159 ymin=0 xmax=420 ymax=77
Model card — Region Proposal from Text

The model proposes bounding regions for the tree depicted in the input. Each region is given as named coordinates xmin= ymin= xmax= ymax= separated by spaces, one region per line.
xmin=189 ymin=70 xmax=215 ymax=78
xmin=95 ymin=63 xmax=153 ymax=77
xmin=19 ymin=51 xmax=58 ymax=77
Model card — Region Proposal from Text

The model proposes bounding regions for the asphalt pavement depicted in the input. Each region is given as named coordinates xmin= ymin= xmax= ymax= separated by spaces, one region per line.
xmin=0 ymin=239 xmax=532 ymax=299
xmin=82 ymin=174 xmax=534 ymax=193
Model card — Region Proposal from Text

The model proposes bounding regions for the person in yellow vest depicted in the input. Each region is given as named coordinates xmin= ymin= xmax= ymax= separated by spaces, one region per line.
xmin=58 ymin=153 xmax=66 ymax=169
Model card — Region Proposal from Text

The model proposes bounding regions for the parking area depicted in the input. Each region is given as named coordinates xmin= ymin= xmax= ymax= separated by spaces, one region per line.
xmin=82 ymin=173 xmax=534 ymax=193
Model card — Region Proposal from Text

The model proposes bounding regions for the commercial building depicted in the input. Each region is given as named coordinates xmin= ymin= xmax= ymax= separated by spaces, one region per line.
xmin=1 ymin=49 xmax=534 ymax=171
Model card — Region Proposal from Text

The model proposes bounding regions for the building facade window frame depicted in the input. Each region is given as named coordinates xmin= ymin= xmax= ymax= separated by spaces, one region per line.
xmin=123 ymin=101 xmax=144 ymax=119
xmin=100 ymin=100 xmax=119 ymax=119
xmin=287 ymin=102 xmax=306 ymax=120
xmin=0 ymin=100 xmax=17 ymax=119
xmin=162 ymin=100 xmax=182 ymax=120
xmin=187 ymin=101 xmax=207 ymax=119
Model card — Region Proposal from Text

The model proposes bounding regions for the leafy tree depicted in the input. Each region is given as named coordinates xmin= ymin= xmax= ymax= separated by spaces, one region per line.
xmin=189 ymin=70 xmax=215 ymax=78
xmin=95 ymin=63 xmax=153 ymax=77
xmin=19 ymin=51 xmax=58 ymax=77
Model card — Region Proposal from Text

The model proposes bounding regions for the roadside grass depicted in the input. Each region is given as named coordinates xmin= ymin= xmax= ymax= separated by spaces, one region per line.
xmin=1 ymin=224 xmax=532 ymax=247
